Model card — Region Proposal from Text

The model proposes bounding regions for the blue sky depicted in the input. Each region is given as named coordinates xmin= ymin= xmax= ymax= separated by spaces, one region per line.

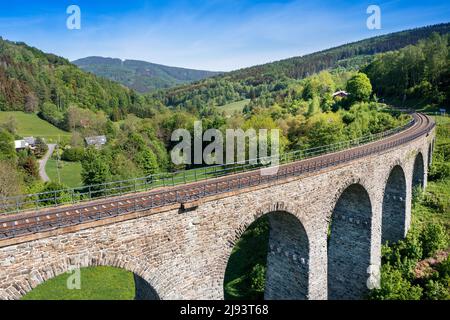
xmin=0 ymin=0 xmax=449 ymax=71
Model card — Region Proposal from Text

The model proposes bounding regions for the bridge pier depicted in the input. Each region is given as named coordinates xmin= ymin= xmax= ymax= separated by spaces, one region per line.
xmin=264 ymin=212 xmax=309 ymax=300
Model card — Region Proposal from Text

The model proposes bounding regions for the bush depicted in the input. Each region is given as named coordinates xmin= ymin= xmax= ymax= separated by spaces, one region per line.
xmin=61 ymin=147 xmax=85 ymax=162
xmin=422 ymin=192 xmax=446 ymax=213
xmin=419 ymin=223 xmax=449 ymax=258
xmin=33 ymin=137 xmax=48 ymax=158
xmin=39 ymin=102 xmax=64 ymax=128
xmin=428 ymin=161 xmax=450 ymax=181
xmin=250 ymin=264 xmax=266 ymax=294
xmin=368 ymin=264 xmax=422 ymax=300
xmin=412 ymin=186 xmax=424 ymax=207
xmin=423 ymin=279 xmax=450 ymax=300
xmin=39 ymin=181 xmax=71 ymax=205
xmin=436 ymin=256 xmax=450 ymax=279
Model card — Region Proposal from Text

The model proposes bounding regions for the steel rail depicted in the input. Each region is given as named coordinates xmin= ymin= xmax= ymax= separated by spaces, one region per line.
xmin=0 ymin=117 xmax=416 ymax=215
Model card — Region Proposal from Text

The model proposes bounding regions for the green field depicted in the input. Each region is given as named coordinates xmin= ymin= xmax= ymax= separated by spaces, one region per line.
xmin=0 ymin=111 xmax=71 ymax=142
xmin=46 ymin=159 xmax=83 ymax=188
xmin=219 ymin=99 xmax=250 ymax=116
xmin=413 ymin=116 xmax=450 ymax=230
xmin=224 ymin=217 xmax=269 ymax=300
xmin=22 ymin=267 xmax=135 ymax=300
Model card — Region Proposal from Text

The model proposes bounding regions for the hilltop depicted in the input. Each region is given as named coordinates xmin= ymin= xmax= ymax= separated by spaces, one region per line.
xmin=73 ymin=56 xmax=221 ymax=93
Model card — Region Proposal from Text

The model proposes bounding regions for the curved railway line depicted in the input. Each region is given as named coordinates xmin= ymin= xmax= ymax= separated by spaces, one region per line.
xmin=0 ymin=113 xmax=435 ymax=240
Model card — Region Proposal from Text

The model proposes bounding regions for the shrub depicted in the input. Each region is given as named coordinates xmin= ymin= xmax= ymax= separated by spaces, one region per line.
xmin=61 ymin=147 xmax=85 ymax=162
xmin=33 ymin=137 xmax=48 ymax=158
xmin=422 ymin=192 xmax=446 ymax=213
xmin=428 ymin=161 xmax=450 ymax=181
xmin=419 ymin=223 xmax=449 ymax=258
xmin=412 ymin=185 xmax=424 ymax=207
xmin=368 ymin=264 xmax=422 ymax=300
xmin=382 ymin=229 xmax=424 ymax=280
xmin=436 ymin=256 xmax=450 ymax=279
xmin=39 ymin=182 xmax=71 ymax=205
xmin=423 ymin=279 xmax=450 ymax=300
xmin=250 ymin=264 xmax=266 ymax=294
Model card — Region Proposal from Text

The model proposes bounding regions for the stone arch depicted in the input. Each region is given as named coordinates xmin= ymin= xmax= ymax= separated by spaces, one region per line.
xmin=381 ymin=165 xmax=407 ymax=244
xmin=5 ymin=253 xmax=162 ymax=300
xmin=328 ymin=183 xmax=373 ymax=300
xmin=224 ymin=202 xmax=310 ymax=300
xmin=412 ymin=152 xmax=425 ymax=189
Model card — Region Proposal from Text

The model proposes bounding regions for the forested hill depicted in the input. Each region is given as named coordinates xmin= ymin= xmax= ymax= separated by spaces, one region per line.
xmin=154 ymin=23 xmax=450 ymax=110
xmin=73 ymin=57 xmax=222 ymax=93
xmin=228 ymin=22 xmax=450 ymax=82
xmin=0 ymin=38 xmax=138 ymax=115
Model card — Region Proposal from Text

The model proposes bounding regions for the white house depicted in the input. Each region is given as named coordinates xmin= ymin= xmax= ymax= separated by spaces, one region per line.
xmin=85 ymin=135 xmax=107 ymax=148
xmin=14 ymin=136 xmax=36 ymax=151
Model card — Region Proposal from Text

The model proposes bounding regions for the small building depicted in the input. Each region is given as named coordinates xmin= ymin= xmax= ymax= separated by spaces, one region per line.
xmin=14 ymin=136 xmax=36 ymax=151
xmin=23 ymin=137 xmax=36 ymax=146
xmin=14 ymin=140 xmax=28 ymax=150
xmin=85 ymin=135 xmax=107 ymax=148
xmin=332 ymin=90 xmax=350 ymax=98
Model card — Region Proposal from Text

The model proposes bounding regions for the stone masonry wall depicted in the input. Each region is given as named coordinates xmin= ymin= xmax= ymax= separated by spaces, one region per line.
xmin=0 ymin=129 xmax=435 ymax=300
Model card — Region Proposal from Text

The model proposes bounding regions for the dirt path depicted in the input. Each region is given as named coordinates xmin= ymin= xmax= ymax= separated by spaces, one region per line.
xmin=39 ymin=144 xmax=56 ymax=182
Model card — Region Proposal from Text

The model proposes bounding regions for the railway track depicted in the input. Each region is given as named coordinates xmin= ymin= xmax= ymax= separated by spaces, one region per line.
xmin=0 ymin=113 xmax=435 ymax=240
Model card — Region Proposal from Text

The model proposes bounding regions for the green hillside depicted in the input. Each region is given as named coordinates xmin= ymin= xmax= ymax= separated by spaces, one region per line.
xmin=0 ymin=38 xmax=136 ymax=117
xmin=154 ymin=23 xmax=450 ymax=111
xmin=0 ymin=111 xmax=71 ymax=142
xmin=73 ymin=57 xmax=221 ymax=93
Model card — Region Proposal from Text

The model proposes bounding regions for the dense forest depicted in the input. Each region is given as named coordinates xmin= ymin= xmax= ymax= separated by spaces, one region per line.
xmin=148 ymin=23 xmax=450 ymax=112
xmin=365 ymin=33 xmax=450 ymax=108
xmin=73 ymin=57 xmax=221 ymax=93
xmin=1 ymin=24 xmax=449 ymax=200
xmin=0 ymin=21 xmax=449 ymax=301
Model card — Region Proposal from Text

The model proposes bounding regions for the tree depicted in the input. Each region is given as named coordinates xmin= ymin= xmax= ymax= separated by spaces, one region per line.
xmin=24 ymin=92 xmax=39 ymax=113
xmin=419 ymin=223 xmax=448 ymax=258
xmin=135 ymin=149 xmax=159 ymax=176
xmin=81 ymin=148 xmax=110 ymax=190
xmin=0 ymin=128 xmax=17 ymax=162
xmin=346 ymin=73 xmax=373 ymax=102
xmin=2 ymin=115 xmax=17 ymax=135
xmin=369 ymin=264 xmax=422 ymax=300
xmin=307 ymin=96 xmax=321 ymax=116
xmin=250 ymin=264 xmax=266 ymax=294
xmin=61 ymin=147 xmax=85 ymax=162
xmin=0 ymin=161 xmax=22 ymax=209
xmin=33 ymin=137 xmax=48 ymax=158
xmin=17 ymin=151 xmax=39 ymax=180
xmin=39 ymin=182 xmax=71 ymax=205
xmin=423 ymin=280 xmax=449 ymax=300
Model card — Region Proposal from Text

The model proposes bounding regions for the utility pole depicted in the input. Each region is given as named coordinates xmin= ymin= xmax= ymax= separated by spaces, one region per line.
xmin=56 ymin=135 xmax=61 ymax=184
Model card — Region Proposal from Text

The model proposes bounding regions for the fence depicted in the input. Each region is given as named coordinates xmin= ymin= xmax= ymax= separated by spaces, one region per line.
xmin=0 ymin=115 xmax=435 ymax=239
xmin=0 ymin=116 xmax=419 ymax=215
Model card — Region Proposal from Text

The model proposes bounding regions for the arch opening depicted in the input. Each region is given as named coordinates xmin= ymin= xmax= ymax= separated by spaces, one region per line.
xmin=381 ymin=166 xmax=407 ymax=244
xmin=224 ymin=211 xmax=310 ymax=300
xmin=328 ymin=184 xmax=372 ymax=300
xmin=21 ymin=266 xmax=160 ymax=300
xmin=412 ymin=152 xmax=425 ymax=190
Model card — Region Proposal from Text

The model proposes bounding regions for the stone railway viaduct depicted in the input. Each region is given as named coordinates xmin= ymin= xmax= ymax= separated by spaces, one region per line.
xmin=0 ymin=114 xmax=436 ymax=300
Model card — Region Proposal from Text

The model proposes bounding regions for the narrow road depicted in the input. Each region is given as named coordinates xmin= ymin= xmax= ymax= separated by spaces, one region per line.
xmin=39 ymin=144 xmax=56 ymax=182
